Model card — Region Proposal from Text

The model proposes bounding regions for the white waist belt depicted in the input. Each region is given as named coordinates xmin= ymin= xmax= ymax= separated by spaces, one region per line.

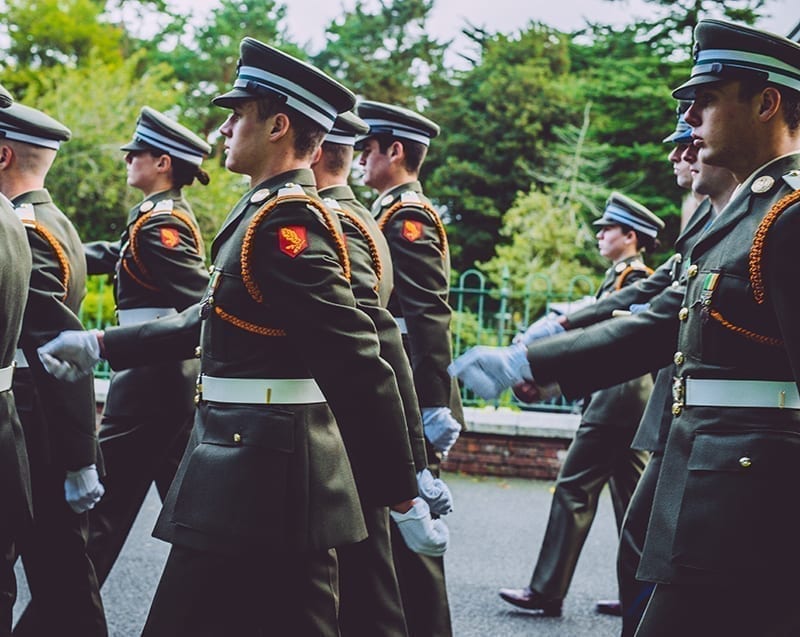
xmin=394 ymin=317 xmax=408 ymax=334
xmin=117 ymin=307 xmax=177 ymax=327
xmin=14 ymin=349 xmax=28 ymax=369
xmin=685 ymin=378 xmax=800 ymax=409
xmin=200 ymin=375 xmax=325 ymax=405
xmin=0 ymin=364 xmax=13 ymax=392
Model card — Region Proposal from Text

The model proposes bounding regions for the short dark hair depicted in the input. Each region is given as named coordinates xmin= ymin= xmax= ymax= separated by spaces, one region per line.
xmin=619 ymin=223 xmax=658 ymax=254
xmin=253 ymin=93 xmax=325 ymax=159
xmin=320 ymin=142 xmax=351 ymax=175
xmin=146 ymin=150 xmax=210 ymax=187
xmin=737 ymin=77 xmax=800 ymax=132
xmin=372 ymin=133 xmax=428 ymax=173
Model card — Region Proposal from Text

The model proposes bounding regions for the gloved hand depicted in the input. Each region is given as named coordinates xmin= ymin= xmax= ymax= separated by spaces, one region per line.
xmin=421 ymin=407 xmax=461 ymax=455
xmin=64 ymin=464 xmax=105 ymax=514
xmin=512 ymin=315 xmax=565 ymax=346
xmin=37 ymin=329 xmax=102 ymax=381
xmin=417 ymin=468 xmax=454 ymax=515
xmin=389 ymin=497 xmax=449 ymax=557
xmin=448 ymin=343 xmax=533 ymax=400
xmin=629 ymin=303 xmax=650 ymax=314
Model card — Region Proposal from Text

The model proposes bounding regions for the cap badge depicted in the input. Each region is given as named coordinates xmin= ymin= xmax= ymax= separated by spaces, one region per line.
xmin=250 ymin=188 xmax=270 ymax=203
xmin=160 ymin=227 xmax=181 ymax=248
xmin=402 ymin=220 xmax=423 ymax=242
xmin=140 ymin=200 xmax=155 ymax=213
xmin=278 ymin=226 xmax=308 ymax=257
xmin=751 ymin=176 xmax=775 ymax=194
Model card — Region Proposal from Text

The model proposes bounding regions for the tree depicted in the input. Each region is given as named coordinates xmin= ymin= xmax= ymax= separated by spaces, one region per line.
xmin=313 ymin=0 xmax=449 ymax=106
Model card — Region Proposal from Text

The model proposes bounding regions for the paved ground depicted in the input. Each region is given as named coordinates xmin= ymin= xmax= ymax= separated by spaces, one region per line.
xmin=14 ymin=471 xmax=623 ymax=636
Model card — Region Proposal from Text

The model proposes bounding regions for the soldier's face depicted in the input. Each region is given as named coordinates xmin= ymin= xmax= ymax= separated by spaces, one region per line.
xmin=596 ymin=225 xmax=635 ymax=261
xmin=125 ymin=151 xmax=161 ymax=193
xmin=685 ymin=81 xmax=760 ymax=173
xmin=359 ymin=138 xmax=392 ymax=191
xmin=668 ymin=143 xmax=692 ymax=190
xmin=218 ymin=101 xmax=271 ymax=178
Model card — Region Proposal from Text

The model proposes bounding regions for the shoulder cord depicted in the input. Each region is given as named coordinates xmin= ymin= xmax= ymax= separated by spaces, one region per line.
xmin=335 ymin=207 xmax=383 ymax=292
xmin=705 ymin=189 xmax=800 ymax=348
xmin=214 ymin=194 xmax=350 ymax=337
xmin=614 ymin=263 xmax=654 ymax=291
xmin=378 ymin=200 xmax=448 ymax=257
xmin=126 ymin=209 xmax=204 ymax=291
xmin=22 ymin=220 xmax=70 ymax=301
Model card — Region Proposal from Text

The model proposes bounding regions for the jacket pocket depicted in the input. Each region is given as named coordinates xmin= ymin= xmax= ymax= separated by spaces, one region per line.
xmin=170 ymin=403 xmax=295 ymax=542
xmin=672 ymin=427 xmax=800 ymax=571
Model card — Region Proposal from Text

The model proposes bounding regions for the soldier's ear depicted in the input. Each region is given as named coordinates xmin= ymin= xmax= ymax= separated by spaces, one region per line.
xmin=758 ymin=86 xmax=782 ymax=121
xmin=0 ymin=144 xmax=12 ymax=168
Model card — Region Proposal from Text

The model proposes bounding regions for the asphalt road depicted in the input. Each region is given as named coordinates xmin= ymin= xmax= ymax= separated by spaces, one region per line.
xmin=14 ymin=471 xmax=623 ymax=636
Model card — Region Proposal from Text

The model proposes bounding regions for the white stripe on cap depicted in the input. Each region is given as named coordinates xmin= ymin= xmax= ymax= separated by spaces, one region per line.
xmin=693 ymin=48 xmax=800 ymax=92
xmin=324 ymin=131 xmax=357 ymax=145
xmin=603 ymin=203 xmax=659 ymax=237
xmin=235 ymin=65 xmax=337 ymax=130
xmin=362 ymin=117 xmax=432 ymax=146
xmin=135 ymin=122 xmax=205 ymax=166
xmin=0 ymin=126 xmax=61 ymax=150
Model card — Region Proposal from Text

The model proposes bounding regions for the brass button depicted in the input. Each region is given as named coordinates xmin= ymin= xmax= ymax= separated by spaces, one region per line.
xmin=678 ymin=307 xmax=689 ymax=321
xmin=209 ymin=264 xmax=215 ymax=274
xmin=672 ymin=402 xmax=682 ymax=416
xmin=687 ymin=264 xmax=699 ymax=278
xmin=739 ymin=456 xmax=752 ymax=468
xmin=194 ymin=346 xmax=202 ymax=358
xmin=233 ymin=433 xmax=242 ymax=444
xmin=673 ymin=351 xmax=685 ymax=366
xmin=194 ymin=394 xmax=201 ymax=405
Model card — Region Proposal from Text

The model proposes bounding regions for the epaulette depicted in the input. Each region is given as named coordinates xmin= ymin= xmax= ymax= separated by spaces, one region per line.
xmin=614 ymin=259 xmax=653 ymax=291
xmin=277 ymin=183 xmax=306 ymax=198
xmin=15 ymin=203 xmax=70 ymax=298
xmin=400 ymin=191 xmax=422 ymax=204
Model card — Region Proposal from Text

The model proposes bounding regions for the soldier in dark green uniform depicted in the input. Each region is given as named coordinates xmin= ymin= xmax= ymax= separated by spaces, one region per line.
xmin=0 ymin=104 xmax=106 ymax=636
xmin=80 ymin=106 xmax=211 ymax=598
xmin=451 ymin=19 xmax=800 ymax=636
xmin=357 ymin=100 xmax=462 ymax=637
xmin=498 ymin=193 xmax=661 ymax=618
xmin=38 ymin=38 xmax=437 ymax=636
xmin=312 ymin=111 xmax=452 ymax=637
xmin=0 ymin=85 xmax=34 ymax=637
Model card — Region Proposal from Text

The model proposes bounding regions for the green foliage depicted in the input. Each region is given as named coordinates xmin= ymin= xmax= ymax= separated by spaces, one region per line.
xmin=313 ymin=0 xmax=449 ymax=106
xmin=80 ymin=275 xmax=116 ymax=328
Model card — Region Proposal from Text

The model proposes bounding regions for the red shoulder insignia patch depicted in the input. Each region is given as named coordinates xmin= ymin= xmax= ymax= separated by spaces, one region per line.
xmin=402 ymin=219 xmax=423 ymax=242
xmin=279 ymin=226 xmax=308 ymax=257
xmin=160 ymin=227 xmax=181 ymax=248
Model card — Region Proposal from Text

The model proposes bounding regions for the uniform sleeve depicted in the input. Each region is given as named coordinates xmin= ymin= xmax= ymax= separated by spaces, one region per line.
xmin=103 ymin=303 xmax=202 ymax=370
xmin=19 ymin=231 xmax=97 ymax=470
xmin=567 ymin=260 xmax=673 ymax=328
xmin=251 ymin=204 xmax=417 ymax=505
xmin=383 ymin=207 xmax=454 ymax=409
xmin=132 ymin=214 xmax=209 ymax=311
xmin=84 ymin=240 xmax=120 ymax=275
xmin=529 ymin=284 xmax=682 ymax=400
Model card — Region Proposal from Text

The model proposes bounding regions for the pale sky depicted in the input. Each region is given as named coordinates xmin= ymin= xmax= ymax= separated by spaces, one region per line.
xmin=169 ymin=0 xmax=795 ymax=57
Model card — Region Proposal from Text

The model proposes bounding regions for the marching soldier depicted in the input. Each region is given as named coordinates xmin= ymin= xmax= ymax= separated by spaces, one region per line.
xmin=312 ymin=111 xmax=452 ymax=636
xmin=357 ymin=100 xmax=462 ymax=637
xmin=0 ymin=85 xmax=33 ymax=637
xmin=0 ymin=103 xmax=106 ymax=636
xmin=38 ymin=38 xmax=444 ymax=636
xmin=498 ymin=194 xmax=660 ymax=618
xmin=82 ymin=106 xmax=211 ymax=594
xmin=451 ymin=18 xmax=800 ymax=636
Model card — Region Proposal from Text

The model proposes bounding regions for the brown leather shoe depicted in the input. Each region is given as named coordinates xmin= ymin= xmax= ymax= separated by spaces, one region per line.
xmin=498 ymin=586 xmax=562 ymax=617
xmin=595 ymin=599 xmax=622 ymax=616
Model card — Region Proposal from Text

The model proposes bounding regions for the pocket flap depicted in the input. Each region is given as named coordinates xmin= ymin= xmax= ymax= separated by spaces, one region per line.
xmin=688 ymin=429 xmax=800 ymax=473
xmin=202 ymin=403 xmax=295 ymax=452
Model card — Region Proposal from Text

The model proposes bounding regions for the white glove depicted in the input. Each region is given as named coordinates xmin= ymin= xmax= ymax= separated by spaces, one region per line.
xmin=512 ymin=315 xmax=565 ymax=346
xmin=421 ymin=407 xmax=461 ymax=455
xmin=390 ymin=497 xmax=449 ymax=556
xmin=64 ymin=464 xmax=105 ymax=514
xmin=629 ymin=303 xmax=650 ymax=314
xmin=448 ymin=343 xmax=533 ymax=400
xmin=37 ymin=329 xmax=102 ymax=381
xmin=417 ymin=468 xmax=453 ymax=515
